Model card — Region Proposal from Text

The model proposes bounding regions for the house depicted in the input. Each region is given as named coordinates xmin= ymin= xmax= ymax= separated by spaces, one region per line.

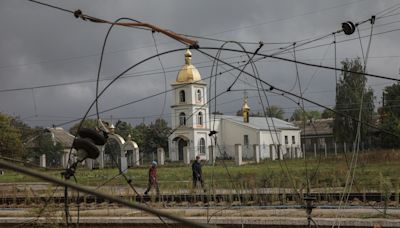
xmin=293 ymin=118 xmax=334 ymax=152
xmin=25 ymin=127 xmax=75 ymax=167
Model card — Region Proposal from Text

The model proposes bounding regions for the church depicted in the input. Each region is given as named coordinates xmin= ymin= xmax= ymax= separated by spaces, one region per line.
xmin=168 ymin=50 xmax=302 ymax=162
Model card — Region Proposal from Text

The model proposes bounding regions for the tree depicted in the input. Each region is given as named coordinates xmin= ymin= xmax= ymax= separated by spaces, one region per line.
xmin=291 ymin=109 xmax=321 ymax=121
xmin=145 ymin=118 xmax=170 ymax=153
xmin=380 ymin=82 xmax=400 ymax=147
xmin=69 ymin=119 xmax=98 ymax=135
xmin=321 ymin=108 xmax=335 ymax=119
xmin=36 ymin=132 xmax=64 ymax=167
xmin=136 ymin=118 xmax=170 ymax=162
xmin=333 ymin=58 xmax=374 ymax=143
xmin=115 ymin=121 xmax=136 ymax=140
xmin=0 ymin=113 xmax=24 ymax=159
xmin=265 ymin=106 xmax=284 ymax=119
xmin=10 ymin=116 xmax=39 ymax=142
xmin=134 ymin=123 xmax=147 ymax=150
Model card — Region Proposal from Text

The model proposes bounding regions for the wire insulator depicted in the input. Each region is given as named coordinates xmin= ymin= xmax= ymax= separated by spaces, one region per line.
xmin=73 ymin=9 xmax=82 ymax=18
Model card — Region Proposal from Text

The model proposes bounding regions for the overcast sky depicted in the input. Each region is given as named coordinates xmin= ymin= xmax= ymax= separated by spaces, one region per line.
xmin=1 ymin=0 xmax=400 ymax=129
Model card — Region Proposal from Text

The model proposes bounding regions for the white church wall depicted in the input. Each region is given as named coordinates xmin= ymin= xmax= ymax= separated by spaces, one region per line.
xmin=220 ymin=119 xmax=259 ymax=159
xmin=259 ymin=131 xmax=281 ymax=159
xmin=192 ymin=131 xmax=209 ymax=160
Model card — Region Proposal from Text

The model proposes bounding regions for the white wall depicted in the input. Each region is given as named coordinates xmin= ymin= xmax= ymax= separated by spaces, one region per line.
xmin=220 ymin=119 xmax=259 ymax=158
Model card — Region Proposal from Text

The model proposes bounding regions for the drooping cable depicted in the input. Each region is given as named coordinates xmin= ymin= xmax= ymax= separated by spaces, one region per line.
xmin=195 ymin=47 xmax=400 ymax=139
xmin=356 ymin=26 xmax=366 ymax=65
xmin=302 ymin=43 xmax=332 ymax=94
xmin=94 ymin=17 xmax=141 ymax=120
xmin=334 ymin=16 xmax=375 ymax=228
xmin=151 ymin=32 xmax=169 ymax=120
xmin=334 ymin=33 xmax=338 ymax=95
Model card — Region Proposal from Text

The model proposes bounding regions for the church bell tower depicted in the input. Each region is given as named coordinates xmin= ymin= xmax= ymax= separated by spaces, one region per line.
xmin=168 ymin=50 xmax=210 ymax=161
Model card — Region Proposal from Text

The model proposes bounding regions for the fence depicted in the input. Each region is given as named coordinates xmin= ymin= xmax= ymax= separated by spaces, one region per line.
xmin=302 ymin=142 xmax=372 ymax=158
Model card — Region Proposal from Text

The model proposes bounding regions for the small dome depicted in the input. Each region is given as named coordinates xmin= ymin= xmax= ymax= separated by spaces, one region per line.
xmin=176 ymin=49 xmax=202 ymax=83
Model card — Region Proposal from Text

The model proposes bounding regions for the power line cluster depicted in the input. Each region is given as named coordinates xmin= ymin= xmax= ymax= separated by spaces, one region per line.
xmin=2 ymin=0 xmax=400 ymax=227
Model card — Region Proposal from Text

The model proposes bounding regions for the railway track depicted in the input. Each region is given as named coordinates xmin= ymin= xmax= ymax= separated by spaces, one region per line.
xmin=0 ymin=192 xmax=397 ymax=206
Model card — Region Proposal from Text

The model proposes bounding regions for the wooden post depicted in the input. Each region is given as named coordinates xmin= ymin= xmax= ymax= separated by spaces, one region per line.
xmin=324 ymin=143 xmax=327 ymax=158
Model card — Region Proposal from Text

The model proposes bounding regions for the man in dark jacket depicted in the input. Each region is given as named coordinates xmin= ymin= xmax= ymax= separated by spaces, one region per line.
xmin=144 ymin=161 xmax=159 ymax=195
xmin=192 ymin=155 xmax=205 ymax=190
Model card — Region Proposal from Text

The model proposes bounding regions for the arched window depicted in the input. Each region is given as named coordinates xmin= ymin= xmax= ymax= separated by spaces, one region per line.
xmin=199 ymin=138 xmax=205 ymax=154
xmin=196 ymin=89 xmax=202 ymax=102
xmin=179 ymin=112 xmax=186 ymax=126
xmin=197 ymin=112 xmax=203 ymax=126
xmin=179 ymin=90 xmax=185 ymax=103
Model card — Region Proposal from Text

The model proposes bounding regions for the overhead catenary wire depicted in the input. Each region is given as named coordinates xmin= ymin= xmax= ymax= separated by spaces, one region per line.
xmin=333 ymin=17 xmax=375 ymax=228
xmin=151 ymin=32 xmax=169 ymax=120
xmin=194 ymin=47 xmax=400 ymax=139
xmin=51 ymin=46 xmax=400 ymax=139
xmin=0 ymin=160 xmax=215 ymax=228
xmin=4 ymin=1 xmax=396 ymax=79
xmin=4 ymin=0 xmax=384 ymax=73
xmin=10 ymin=0 xmax=398 ymax=222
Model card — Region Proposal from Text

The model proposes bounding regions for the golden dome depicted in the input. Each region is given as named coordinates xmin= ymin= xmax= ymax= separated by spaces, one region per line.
xmin=176 ymin=49 xmax=202 ymax=83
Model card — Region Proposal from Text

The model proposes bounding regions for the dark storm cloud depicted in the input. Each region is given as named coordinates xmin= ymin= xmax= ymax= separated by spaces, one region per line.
xmin=1 ymin=0 xmax=399 ymax=128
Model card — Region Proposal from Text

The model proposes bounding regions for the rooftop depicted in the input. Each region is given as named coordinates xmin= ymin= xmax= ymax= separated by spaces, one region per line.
xmin=216 ymin=115 xmax=300 ymax=131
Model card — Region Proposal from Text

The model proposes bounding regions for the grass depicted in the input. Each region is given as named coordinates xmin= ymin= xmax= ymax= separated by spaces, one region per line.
xmin=1 ymin=149 xmax=400 ymax=192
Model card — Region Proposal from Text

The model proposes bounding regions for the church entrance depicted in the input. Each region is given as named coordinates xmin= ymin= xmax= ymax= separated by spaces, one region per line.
xmin=178 ymin=138 xmax=187 ymax=161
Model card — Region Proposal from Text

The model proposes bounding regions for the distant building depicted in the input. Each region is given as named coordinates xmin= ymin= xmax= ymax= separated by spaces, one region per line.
xmin=293 ymin=118 xmax=334 ymax=152
xmin=25 ymin=127 xmax=75 ymax=167
xmin=168 ymin=50 xmax=301 ymax=161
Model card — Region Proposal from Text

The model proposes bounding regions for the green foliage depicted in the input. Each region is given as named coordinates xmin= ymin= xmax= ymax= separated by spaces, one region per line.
xmin=321 ymin=108 xmax=335 ymax=119
xmin=333 ymin=58 xmax=374 ymax=143
xmin=27 ymin=132 xmax=64 ymax=167
xmin=143 ymin=118 xmax=171 ymax=154
xmin=113 ymin=119 xmax=171 ymax=159
xmin=35 ymin=132 xmax=63 ymax=167
xmin=380 ymin=82 xmax=400 ymax=147
xmin=10 ymin=116 xmax=39 ymax=142
xmin=115 ymin=121 xmax=136 ymax=140
xmin=265 ymin=105 xmax=284 ymax=119
xmin=291 ymin=109 xmax=321 ymax=121
xmin=69 ymin=118 xmax=98 ymax=135
xmin=0 ymin=113 xmax=24 ymax=159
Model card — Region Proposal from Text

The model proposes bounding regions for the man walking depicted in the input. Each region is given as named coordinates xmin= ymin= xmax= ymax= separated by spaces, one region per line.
xmin=144 ymin=161 xmax=159 ymax=195
xmin=192 ymin=155 xmax=205 ymax=190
